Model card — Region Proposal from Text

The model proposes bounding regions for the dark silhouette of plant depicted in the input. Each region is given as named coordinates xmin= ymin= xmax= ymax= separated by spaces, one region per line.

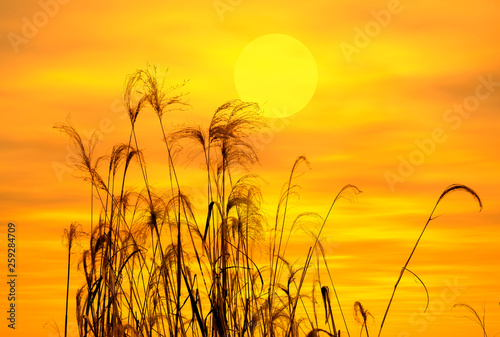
xmin=63 ymin=222 xmax=84 ymax=337
xmin=377 ymin=184 xmax=483 ymax=337
xmin=453 ymin=303 xmax=487 ymax=337
xmin=354 ymin=301 xmax=373 ymax=337
xmin=56 ymin=66 xmax=485 ymax=337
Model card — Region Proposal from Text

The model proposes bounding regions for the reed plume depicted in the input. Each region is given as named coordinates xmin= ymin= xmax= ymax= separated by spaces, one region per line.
xmin=56 ymin=67 xmax=486 ymax=337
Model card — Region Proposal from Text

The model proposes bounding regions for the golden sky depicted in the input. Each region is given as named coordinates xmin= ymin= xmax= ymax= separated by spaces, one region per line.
xmin=1 ymin=0 xmax=500 ymax=336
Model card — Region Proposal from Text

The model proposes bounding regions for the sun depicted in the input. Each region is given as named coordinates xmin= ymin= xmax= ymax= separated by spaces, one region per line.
xmin=234 ymin=34 xmax=318 ymax=118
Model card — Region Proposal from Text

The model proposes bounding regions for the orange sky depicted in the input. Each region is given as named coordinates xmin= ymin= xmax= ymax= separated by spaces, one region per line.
xmin=1 ymin=0 xmax=500 ymax=336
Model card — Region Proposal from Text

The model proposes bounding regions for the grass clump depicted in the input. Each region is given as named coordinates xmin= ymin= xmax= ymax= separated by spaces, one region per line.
xmin=56 ymin=66 xmax=484 ymax=337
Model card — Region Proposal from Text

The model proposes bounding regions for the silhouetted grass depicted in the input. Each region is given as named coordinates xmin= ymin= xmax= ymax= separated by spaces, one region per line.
xmin=56 ymin=66 xmax=485 ymax=337
xmin=453 ymin=303 xmax=487 ymax=337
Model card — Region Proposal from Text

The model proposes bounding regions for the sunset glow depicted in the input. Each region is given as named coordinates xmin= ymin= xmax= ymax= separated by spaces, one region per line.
xmin=1 ymin=1 xmax=500 ymax=337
